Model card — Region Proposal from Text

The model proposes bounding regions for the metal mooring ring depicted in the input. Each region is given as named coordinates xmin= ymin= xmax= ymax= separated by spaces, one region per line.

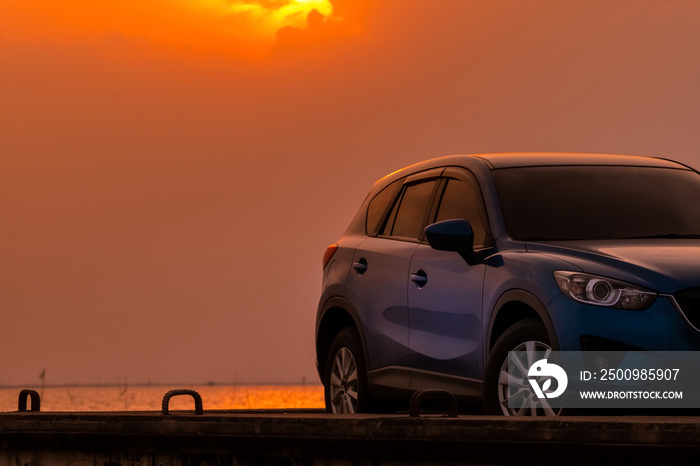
xmin=162 ymin=389 xmax=204 ymax=415
xmin=409 ymin=388 xmax=458 ymax=418
xmin=18 ymin=390 xmax=41 ymax=412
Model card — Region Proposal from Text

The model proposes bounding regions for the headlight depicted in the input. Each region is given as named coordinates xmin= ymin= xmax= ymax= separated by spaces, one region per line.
xmin=553 ymin=271 xmax=657 ymax=310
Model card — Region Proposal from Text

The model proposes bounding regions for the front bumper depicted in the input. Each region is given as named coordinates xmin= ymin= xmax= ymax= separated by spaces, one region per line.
xmin=548 ymin=293 xmax=700 ymax=352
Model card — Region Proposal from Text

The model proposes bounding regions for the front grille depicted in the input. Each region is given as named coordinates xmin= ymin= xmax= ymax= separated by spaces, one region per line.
xmin=673 ymin=288 xmax=700 ymax=330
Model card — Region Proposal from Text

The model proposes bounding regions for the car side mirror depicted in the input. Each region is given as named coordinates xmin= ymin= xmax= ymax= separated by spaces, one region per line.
xmin=425 ymin=219 xmax=477 ymax=264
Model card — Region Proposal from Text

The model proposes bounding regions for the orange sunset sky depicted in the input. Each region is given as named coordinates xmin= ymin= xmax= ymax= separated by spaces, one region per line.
xmin=2 ymin=0 xmax=700 ymax=386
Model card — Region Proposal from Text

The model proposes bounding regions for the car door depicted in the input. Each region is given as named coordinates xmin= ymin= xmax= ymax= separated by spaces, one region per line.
xmin=345 ymin=170 xmax=442 ymax=387
xmin=407 ymin=169 xmax=492 ymax=392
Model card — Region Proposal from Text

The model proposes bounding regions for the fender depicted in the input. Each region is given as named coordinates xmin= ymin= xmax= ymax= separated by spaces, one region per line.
xmin=316 ymin=296 xmax=371 ymax=378
xmin=486 ymin=289 xmax=559 ymax=360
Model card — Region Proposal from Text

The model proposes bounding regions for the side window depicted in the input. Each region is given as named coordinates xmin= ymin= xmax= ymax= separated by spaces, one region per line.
xmin=366 ymin=179 xmax=403 ymax=236
xmin=383 ymin=180 xmax=437 ymax=240
xmin=435 ymin=178 xmax=490 ymax=248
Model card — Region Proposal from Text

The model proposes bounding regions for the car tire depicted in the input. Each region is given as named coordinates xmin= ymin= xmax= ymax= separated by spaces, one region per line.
xmin=324 ymin=327 xmax=370 ymax=414
xmin=484 ymin=318 xmax=562 ymax=416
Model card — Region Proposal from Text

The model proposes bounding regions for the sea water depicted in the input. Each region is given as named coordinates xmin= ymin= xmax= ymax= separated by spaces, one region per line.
xmin=0 ymin=384 xmax=324 ymax=412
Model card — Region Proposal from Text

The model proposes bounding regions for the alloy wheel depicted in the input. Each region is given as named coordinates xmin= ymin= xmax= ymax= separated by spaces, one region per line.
xmin=496 ymin=340 xmax=563 ymax=416
xmin=328 ymin=347 xmax=359 ymax=413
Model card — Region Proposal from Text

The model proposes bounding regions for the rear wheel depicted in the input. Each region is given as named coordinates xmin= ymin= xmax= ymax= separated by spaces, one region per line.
xmin=324 ymin=328 xmax=370 ymax=413
xmin=484 ymin=318 xmax=563 ymax=416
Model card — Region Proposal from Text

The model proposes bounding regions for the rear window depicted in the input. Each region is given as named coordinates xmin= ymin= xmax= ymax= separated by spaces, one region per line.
xmin=366 ymin=179 xmax=402 ymax=236
xmin=387 ymin=180 xmax=438 ymax=240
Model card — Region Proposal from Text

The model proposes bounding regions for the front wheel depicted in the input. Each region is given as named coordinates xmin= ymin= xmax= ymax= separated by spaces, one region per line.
xmin=323 ymin=328 xmax=370 ymax=413
xmin=484 ymin=318 xmax=563 ymax=416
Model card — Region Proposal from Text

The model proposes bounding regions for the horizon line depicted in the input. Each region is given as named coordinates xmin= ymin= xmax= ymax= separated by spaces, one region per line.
xmin=0 ymin=381 xmax=322 ymax=389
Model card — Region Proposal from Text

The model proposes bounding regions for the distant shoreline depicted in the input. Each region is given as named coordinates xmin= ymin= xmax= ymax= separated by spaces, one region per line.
xmin=0 ymin=382 xmax=322 ymax=389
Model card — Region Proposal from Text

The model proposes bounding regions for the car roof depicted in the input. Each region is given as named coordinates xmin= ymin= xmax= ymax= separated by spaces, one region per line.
xmin=373 ymin=152 xmax=690 ymax=192
xmin=469 ymin=152 xmax=686 ymax=169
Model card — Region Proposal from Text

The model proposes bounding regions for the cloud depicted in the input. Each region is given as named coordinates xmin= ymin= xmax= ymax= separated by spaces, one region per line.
xmin=0 ymin=0 xmax=354 ymax=60
xmin=272 ymin=8 xmax=362 ymax=58
xmin=227 ymin=0 xmax=333 ymax=31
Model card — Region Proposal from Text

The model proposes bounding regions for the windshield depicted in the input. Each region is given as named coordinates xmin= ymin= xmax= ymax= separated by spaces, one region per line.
xmin=493 ymin=166 xmax=700 ymax=241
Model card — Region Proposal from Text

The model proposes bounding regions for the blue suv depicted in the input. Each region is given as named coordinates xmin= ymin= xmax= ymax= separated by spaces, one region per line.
xmin=315 ymin=153 xmax=700 ymax=415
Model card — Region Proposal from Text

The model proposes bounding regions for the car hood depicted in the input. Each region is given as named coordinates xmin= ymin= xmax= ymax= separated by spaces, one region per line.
xmin=526 ymin=239 xmax=700 ymax=294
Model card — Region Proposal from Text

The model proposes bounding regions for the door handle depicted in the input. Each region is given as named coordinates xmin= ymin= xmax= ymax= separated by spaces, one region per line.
xmin=410 ymin=270 xmax=428 ymax=288
xmin=353 ymin=258 xmax=368 ymax=275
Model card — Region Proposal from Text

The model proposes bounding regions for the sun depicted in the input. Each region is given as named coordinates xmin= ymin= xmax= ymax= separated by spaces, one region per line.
xmin=178 ymin=0 xmax=338 ymax=57
xmin=0 ymin=0 xmax=339 ymax=59
xmin=203 ymin=0 xmax=334 ymax=38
